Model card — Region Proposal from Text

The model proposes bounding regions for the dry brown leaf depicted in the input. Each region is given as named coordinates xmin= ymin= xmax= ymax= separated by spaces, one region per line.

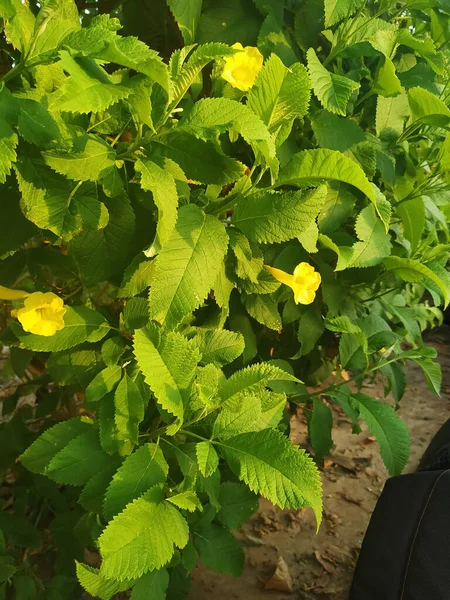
xmin=265 ymin=556 xmax=294 ymax=593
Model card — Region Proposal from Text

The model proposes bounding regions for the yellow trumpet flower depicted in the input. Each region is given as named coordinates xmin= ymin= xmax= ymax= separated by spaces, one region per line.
xmin=221 ymin=43 xmax=264 ymax=91
xmin=0 ymin=286 xmax=66 ymax=337
xmin=266 ymin=262 xmax=321 ymax=305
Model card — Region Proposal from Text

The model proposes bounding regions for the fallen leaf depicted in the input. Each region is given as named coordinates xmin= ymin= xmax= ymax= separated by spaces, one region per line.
xmin=314 ymin=550 xmax=335 ymax=574
xmin=265 ymin=556 xmax=293 ymax=593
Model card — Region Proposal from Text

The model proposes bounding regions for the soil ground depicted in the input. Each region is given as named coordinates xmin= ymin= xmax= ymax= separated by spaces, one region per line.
xmin=190 ymin=328 xmax=450 ymax=600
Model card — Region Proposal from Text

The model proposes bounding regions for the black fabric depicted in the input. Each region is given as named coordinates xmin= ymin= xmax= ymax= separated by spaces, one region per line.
xmin=350 ymin=470 xmax=450 ymax=600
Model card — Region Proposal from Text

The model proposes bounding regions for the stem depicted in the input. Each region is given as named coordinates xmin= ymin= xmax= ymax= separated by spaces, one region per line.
xmin=0 ymin=62 xmax=24 ymax=84
xmin=178 ymin=430 xmax=210 ymax=442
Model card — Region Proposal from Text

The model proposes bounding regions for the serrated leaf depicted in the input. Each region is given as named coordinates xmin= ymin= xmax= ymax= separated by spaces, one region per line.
xmin=408 ymin=86 xmax=450 ymax=126
xmin=217 ymin=482 xmax=258 ymax=529
xmin=277 ymin=149 xmax=375 ymax=206
xmin=213 ymin=393 xmax=262 ymax=440
xmin=168 ymin=491 xmax=202 ymax=512
xmin=76 ymin=562 xmax=133 ymax=600
xmin=98 ymin=487 xmax=189 ymax=581
xmin=311 ymin=110 xmax=365 ymax=151
xmin=383 ymin=256 xmax=449 ymax=307
xmin=12 ymin=305 xmax=110 ymax=352
xmin=325 ymin=0 xmax=364 ymax=27
xmin=193 ymin=523 xmax=244 ymax=577
xmin=135 ymin=159 xmax=178 ymax=256
xmin=309 ymin=398 xmax=333 ymax=460
xmin=373 ymin=57 xmax=402 ymax=97
xmin=102 ymin=336 xmax=127 ymax=367
xmin=325 ymin=315 xmax=367 ymax=350
xmin=414 ymin=358 xmax=442 ymax=395
xmin=219 ymin=362 xmax=298 ymax=402
xmin=0 ymin=88 xmax=19 ymax=184
xmin=318 ymin=184 xmax=355 ymax=235
xmin=114 ymin=373 xmax=145 ymax=447
xmin=80 ymin=461 xmax=121 ymax=513
xmin=221 ymin=428 xmax=322 ymax=523
xmin=131 ymin=569 xmax=169 ymax=600
xmin=21 ymin=418 xmax=92 ymax=474
xmin=306 ymin=48 xmax=359 ymax=115
xmin=152 ymin=132 xmax=244 ymax=186
xmin=119 ymin=255 xmax=155 ymax=298
xmin=68 ymin=193 xmax=135 ymax=287
xmin=27 ymin=0 xmax=80 ymax=61
xmin=195 ymin=442 xmax=219 ymax=477
xmin=247 ymin=54 xmax=311 ymax=140
xmin=52 ymin=52 xmax=138 ymax=114
xmin=180 ymin=97 xmax=277 ymax=177
xmin=86 ymin=365 xmax=122 ymax=405
xmin=124 ymin=297 xmax=149 ymax=332
xmin=297 ymin=306 xmax=324 ymax=356
xmin=376 ymin=91 xmax=410 ymax=136
xmin=233 ymin=185 xmax=328 ymax=246
xmin=47 ymin=348 xmax=103 ymax=387
xmin=243 ymin=293 xmax=282 ymax=330
xmin=193 ymin=329 xmax=245 ymax=367
xmin=133 ymin=324 xmax=201 ymax=432
xmin=16 ymin=98 xmax=61 ymax=146
xmin=104 ymin=443 xmax=168 ymax=520
xmin=167 ymin=0 xmax=202 ymax=44
xmin=0 ymin=0 xmax=35 ymax=54
xmin=350 ymin=393 xmax=410 ymax=476
xmin=397 ymin=197 xmax=425 ymax=252
xmin=47 ymin=428 xmax=110 ymax=485
xmin=149 ymin=205 xmax=228 ymax=329
xmin=340 ymin=205 xmax=392 ymax=270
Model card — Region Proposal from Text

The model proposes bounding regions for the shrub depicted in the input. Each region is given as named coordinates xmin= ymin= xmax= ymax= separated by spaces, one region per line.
xmin=0 ymin=0 xmax=449 ymax=597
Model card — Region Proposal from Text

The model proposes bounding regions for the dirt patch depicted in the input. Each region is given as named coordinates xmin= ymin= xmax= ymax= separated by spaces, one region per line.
xmin=190 ymin=329 xmax=450 ymax=600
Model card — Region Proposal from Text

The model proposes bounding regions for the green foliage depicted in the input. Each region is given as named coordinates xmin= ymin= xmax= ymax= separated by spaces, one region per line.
xmin=1 ymin=0 xmax=449 ymax=596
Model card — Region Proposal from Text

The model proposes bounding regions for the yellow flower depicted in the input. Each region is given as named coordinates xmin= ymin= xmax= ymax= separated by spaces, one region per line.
xmin=16 ymin=292 xmax=66 ymax=337
xmin=266 ymin=262 xmax=321 ymax=305
xmin=221 ymin=43 xmax=264 ymax=91
xmin=0 ymin=285 xmax=29 ymax=300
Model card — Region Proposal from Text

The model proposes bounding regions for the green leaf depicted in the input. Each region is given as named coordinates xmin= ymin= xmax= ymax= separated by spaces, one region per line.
xmin=376 ymin=92 xmax=410 ymax=136
xmin=98 ymin=487 xmax=189 ymax=581
xmin=219 ymin=362 xmax=298 ymax=402
xmin=152 ymin=132 xmax=244 ymax=186
xmin=350 ymin=393 xmax=410 ymax=476
xmin=133 ymin=324 xmax=201 ymax=432
xmin=306 ymin=48 xmax=359 ymax=115
xmin=102 ymin=336 xmax=127 ymax=367
xmin=114 ymin=373 xmax=145 ymax=447
xmin=47 ymin=428 xmax=111 ymax=485
xmin=21 ymin=418 xmax=92 ymax=474
xmin=43 ymin=135 xmax=117 ymax=188
xmin=68 ymin=193 xmax=135 ymax=287
xmin=27 ymin=0 xmax=80 ymax=61
xmin=86 ymin=365 xmax=122 ymax=405
xmin=339 ymin=205 xmax=392 ymax=270
xmin=131 ymin=569 xmax=169 ymax=600
xmin=247 ymin=54 xmax=311 ymax=141
xmin=104 ymin=443 xmax=168 ymax=520
xmin=325 ymin=315 xmax=367 ymax=351
xmin=309 ymin=398 xmax=333 ymax=460
xmin=243 ymin=294 xmax=282 ymax=330
xmin=149 ymin=205 xmax=228 ymax=329
xmin=297 ymin=306 xmax=324 ymax=356
xmin=213 ymin=393 xmax=261 ymax=440
xmin=318 ymin=184 xmax=355 ymax=235
xmin=51 ymin=52 xmax=138 ymax=114
xmin=397 ymin=197 xmax=425 ymax=252
xmin=180 ymin=97 xmax=277 ymax=177
xmin=228 ymin=229 xmax=264 ymax=283
xmin=193 ymin=523 xmax=244 ymax=577
xmin=193 ymin=329 xmax=245 ymax=367
xmin=0 ymin=89 xmax=19 ymax=184
xmin=47 ymin=349 xmax=103 ymax=387
xmin=135 ymin=159 xmax=178 ymax=256
xmin=0 ymin=0 xmax=35 ymax=54
xmin=168 ymin=491 xmax=202 ymax=512
xmin=124 ymin=298 xmax=150 ymax=332
xmin=221 ymin=428 xmax=322 ymax=523
xmin=277 ymin=149 xmax=375 ymax=205
xmin=383 ymin=256 xmax=450 ymax=307
xmin=80 ymin=461 xmax=121 ymax=513
xmin=119 ymin=255 xmax=155 ymax=298
xmin=324 ymin=0 xmax=364 ymax=27
xmin=373 ymin=57 xmax=402 ymax=97
xmin=16 ymin=98 xmax=61 ymax=146
xmin=76 ymin=563 xmax=133 ymax=600
xmin=414 ymin=358 xmax=442 ymax=395
xmin=311 ymin=110 xmax=365 ymax=151
xmin=217 ymin=482 xmax=258 ymax=529
xmin=233 ymin=186 xmax=327 ymax=244
xmin=12 ymin=305 xmax=110 ymax=352
xmin=167 ymin=0 xmax=202 ymax=44
xmin=196 ymin=442 xmax=219 ymax=477
xmin=408 ymin=86 xmax=450 ymax=126
xmin=0 ymin=182 xmax=36 ymax=258
xmin=380 ymin=362 xmax=406 ymax=406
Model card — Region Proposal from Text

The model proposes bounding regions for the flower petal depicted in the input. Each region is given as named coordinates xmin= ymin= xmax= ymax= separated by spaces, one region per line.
xmin=265 ymin=266 xmax=294 ymax=288
xmin=294 ymin=288 xmax=316 ymax=305
xmin=0 ymin=285 xmax=29 ymax=300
